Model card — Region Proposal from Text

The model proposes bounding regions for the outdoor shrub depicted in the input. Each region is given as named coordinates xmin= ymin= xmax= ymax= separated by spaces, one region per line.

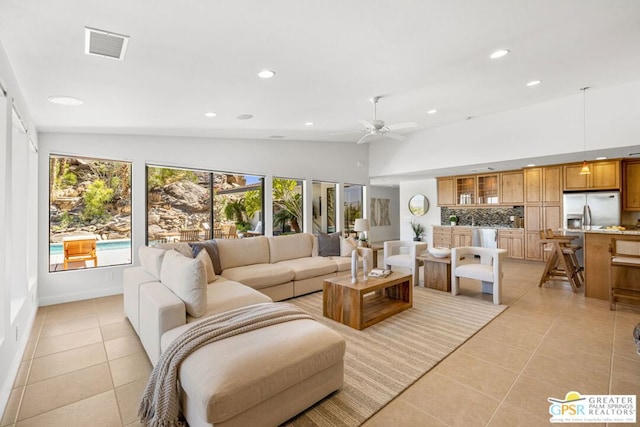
xmin=83 ymin=179 xmax=114 ymax=221
xmin=62 ymin=171 xmax=77 ymax=187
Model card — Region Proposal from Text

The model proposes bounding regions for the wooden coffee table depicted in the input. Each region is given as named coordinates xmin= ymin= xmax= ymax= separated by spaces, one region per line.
xmin=323 ymin=272 xmax=412 ymax=330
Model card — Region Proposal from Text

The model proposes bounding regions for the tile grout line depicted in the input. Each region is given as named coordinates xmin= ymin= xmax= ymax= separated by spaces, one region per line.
xmin=483 ymin=281 xmax=572 ymax=426
xmin=11 ymin=307 xmax=47 ymax=425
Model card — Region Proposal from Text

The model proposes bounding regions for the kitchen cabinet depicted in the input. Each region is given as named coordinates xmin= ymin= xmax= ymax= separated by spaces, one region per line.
xmin=498 ymin=229 xmax=524 ymax=259
xmin=563 ymin=160 xmax=620 ymax=191
xmin=477 ymin=174 xmax=499 ymax=205
xmin=455 ymin=176 xmax=476 ymax=205
xmin=437 ymin=178 xmax=456 ymax=207
xmin=524 ymin=166 xmax=562 ymax=261
xmin=432 ymin=226 xmax=452 ymax=248
xmin=451 ymin=227 xmax=473 ymax=247
xmin=623 ymin=160 xmax=640 ymax=211
xmin=500 ymin=171 xmax=524 ymax=205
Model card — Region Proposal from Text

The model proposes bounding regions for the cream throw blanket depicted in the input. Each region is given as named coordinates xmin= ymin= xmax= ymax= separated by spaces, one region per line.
xmin=139 ymin=302 xmax=313 ymax=427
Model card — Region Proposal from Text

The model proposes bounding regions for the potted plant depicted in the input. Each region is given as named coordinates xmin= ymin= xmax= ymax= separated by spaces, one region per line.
xmin=410 ymin=220 xmax=425 ymax=241
xmin=449 ymin=215 xmax=458 ymax=226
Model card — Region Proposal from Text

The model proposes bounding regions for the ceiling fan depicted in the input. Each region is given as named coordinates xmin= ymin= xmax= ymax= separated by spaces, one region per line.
xmin=352 ymin=96 xmax=417 ymax=144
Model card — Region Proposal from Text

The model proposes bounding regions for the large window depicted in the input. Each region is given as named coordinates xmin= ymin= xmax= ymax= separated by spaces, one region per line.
xmin=344 ymin=184 xmax=364 ymax=235
xmin=147 ymin=166 xmax=263 ymax=243
xmin=312 ymin=181 xmax=337 ymax=233
xmin=49 ymin=155 xmax=132 ymax=272
xmin=272 ymin=177 xmax=304 ymax=235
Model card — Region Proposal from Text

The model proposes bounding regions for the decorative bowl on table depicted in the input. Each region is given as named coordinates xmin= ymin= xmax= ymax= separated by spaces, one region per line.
xmin=428 ymin=247 xmax=451 ymax=258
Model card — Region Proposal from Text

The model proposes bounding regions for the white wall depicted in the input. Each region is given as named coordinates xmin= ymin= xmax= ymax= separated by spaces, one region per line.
xmin=398 ymin=179 xmax=440 ymax=244
xmin=0 ymin=42 xmax=39 ymax=419
xmin=369 ymin=80 xmax=640 ymax=178
xmin=367 ymin=185 xmax=400 ymax=243
xmin=38 ymin=132 xmax=370 ymax=305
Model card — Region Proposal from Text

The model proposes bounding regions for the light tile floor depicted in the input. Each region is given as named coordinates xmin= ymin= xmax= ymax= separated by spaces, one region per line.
xmin=1 ymin=259 xmax=638 ymax=426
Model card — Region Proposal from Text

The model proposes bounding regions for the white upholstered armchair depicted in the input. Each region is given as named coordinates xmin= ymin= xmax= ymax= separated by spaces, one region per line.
xmin=384 ymin=241 xmax=427 ymax=286
xmin=451 ymin=246 xmax=506 ymax=304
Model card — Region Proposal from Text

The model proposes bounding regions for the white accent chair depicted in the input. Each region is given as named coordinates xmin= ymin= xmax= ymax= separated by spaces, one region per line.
xmin=451 ymin=246 xmax=506 ymax=304
xmin=384 ymin=241 xmax=427 ymax=286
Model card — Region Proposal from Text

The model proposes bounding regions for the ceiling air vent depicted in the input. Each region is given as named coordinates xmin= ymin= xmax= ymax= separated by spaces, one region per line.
xmin=84 ymin=27 xmax=129 ymax=60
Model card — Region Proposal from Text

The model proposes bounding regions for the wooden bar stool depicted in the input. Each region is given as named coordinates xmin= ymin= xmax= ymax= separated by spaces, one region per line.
xmin=609 ymin=237 xmax=640 ymax=310
xmin=542 ymin=229 xmax=584 ymax=286
xmin=538 ymin=230 xmax=583 ymax=292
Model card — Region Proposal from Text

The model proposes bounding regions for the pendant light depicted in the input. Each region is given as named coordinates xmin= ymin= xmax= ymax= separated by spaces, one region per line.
xmin=579 ymin=87 xmax=591 ymax=175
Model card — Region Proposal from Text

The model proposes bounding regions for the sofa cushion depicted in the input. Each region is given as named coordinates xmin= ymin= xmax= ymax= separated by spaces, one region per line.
xmin=216 ymin=236 xmax=270 ymax=270
xmin=275 ymin=257 xmax=337 ymax=280
xmin=268 ymin=233 xmax=314 ymax=263
xmin=339 ymin=236 xmax=358 ymax=257
xmin=186 ymin=279 xmax=273 ymax=322
xmin=189 ymin=240 xmax=222 ymax=275
xmin=331 ymin=255 xmax=363 ymax=272
xmin=222 ymin=264 xmax=295 ymax=290
xmin=317 ymin=232 xmax=340 ymax=257
xmin=161 ymin=319 xmax=346 ymax=425
xmin=195 ymin=250 xmax=217 ymax=284
xmin=157 ymin=242 xmax=193 ymax=258
xmin=160 ymin=250 xmax=207 ymax=317
xmin=138 ymin=246 xmax=166 ymax=280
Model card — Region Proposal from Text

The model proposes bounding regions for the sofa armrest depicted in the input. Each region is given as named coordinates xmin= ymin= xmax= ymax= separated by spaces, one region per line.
xmin=139 ymin=282 xmax=187 ymax=366
xmin=123 ymin=267 xmax=159 ymax=334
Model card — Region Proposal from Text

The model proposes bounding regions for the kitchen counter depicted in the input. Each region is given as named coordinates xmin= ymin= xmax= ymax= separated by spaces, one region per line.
xmin=438 ymin=225 xmax=524 ymax=229
xmin=582 ymin=231 xmax=640 ymax=301
xmin=560 ymin=227 xmax=640 ymax=236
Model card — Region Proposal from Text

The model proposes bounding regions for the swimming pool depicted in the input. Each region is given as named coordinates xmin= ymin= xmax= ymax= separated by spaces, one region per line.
xmin=49 ymin=239 xmax=132 ymax=255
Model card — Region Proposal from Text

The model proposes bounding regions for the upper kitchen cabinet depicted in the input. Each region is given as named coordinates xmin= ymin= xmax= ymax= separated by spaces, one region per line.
xmin=477 ymin=174 xmax=500 ymax=205
xmin=500 ymin=171 xmax=524 ymax=205
xmin=526 ymin=166 xmax=563 ymax=204
xmin=623 ymin=160 xmax=640 ymax=211
xmin=455 ymin=175 xmax=476 ymax=205
xmin=563 ymin=160 xmax=620 ymax=191
xmin=437 ymin=177 xmax=456 ymax=206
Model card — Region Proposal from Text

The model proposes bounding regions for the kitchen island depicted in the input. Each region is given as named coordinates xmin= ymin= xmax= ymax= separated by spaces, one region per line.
xmin=582 ymin=229 xmax=640 ymax=301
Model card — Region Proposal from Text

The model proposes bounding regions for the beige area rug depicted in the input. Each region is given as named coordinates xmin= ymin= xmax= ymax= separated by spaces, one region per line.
xmin=284 ymin=286 xmax=508 ymax=426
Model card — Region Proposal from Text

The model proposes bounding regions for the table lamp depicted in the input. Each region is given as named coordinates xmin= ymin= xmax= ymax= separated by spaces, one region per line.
xmin=354 ymin=218 xmax=370 ymax=242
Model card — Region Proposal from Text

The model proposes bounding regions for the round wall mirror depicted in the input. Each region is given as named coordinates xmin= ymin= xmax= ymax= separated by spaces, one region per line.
xmin=408 ymin=194 xmax=429 ymax=216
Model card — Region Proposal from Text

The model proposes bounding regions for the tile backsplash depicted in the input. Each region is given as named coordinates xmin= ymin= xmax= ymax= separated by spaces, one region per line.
xmin=441 ymin=206 xmax=525 ymax=227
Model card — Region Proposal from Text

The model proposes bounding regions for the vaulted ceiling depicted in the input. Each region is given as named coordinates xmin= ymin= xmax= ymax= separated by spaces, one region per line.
xmin=1 ymin=0 xmax=640 ymax=143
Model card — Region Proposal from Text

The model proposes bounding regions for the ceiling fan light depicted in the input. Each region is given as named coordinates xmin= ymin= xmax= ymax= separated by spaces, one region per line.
xmin=579 ymin=161 xmax=591 ymax=175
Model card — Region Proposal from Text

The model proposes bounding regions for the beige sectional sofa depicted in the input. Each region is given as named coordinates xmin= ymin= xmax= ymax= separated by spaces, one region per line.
xmin=123 ymin=233 xmax=368 ymax=426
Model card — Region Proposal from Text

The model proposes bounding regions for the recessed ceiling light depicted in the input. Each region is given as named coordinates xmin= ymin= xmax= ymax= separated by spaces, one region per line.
xmin=490 ymin=49 xmax=510 ymax=59
xmin=204 ymin=112 xmax=217 ymax=118
xmin=305 ymin=121 xmax=314 ymax=126
xmin=596 ymin=156 xmax=608 ymax=160
xmin=257 ymin=69 xmax=275 ymax=79
xmin=427 ymin=109 xmax=437 ymax=115
xmin=527 ymin=164 xmax=536 ymax=167
xmin=526 ymin=80 xmax=541 ymax=87
xmin=236 ymin=114 xmax=253 ymax=120
xmin=48 ymin=95 xmax=83 ymax=106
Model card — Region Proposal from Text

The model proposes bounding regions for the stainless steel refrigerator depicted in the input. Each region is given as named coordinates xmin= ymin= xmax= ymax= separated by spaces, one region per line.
xmin=562 ymin=191 xmax=621 ymax=266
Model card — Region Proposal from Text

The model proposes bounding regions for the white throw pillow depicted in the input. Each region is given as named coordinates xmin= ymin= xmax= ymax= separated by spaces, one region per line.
xmin=340 ymin=236 xmax=358 ymax=257
xmin=138 ymin=246 xmax=166 ymax=280
xmin=195 ymin=249 xmax=217 ymax=283
xmin=160 ymin=250 xmax=207 ymax=317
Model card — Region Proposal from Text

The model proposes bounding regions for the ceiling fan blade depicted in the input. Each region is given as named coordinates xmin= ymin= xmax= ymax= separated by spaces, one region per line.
xmin=386 ymin=122 xmax=418 ymax=131
xmin=385 ymin=132 xmax=407 ymax=141
xmin=358 ymin=119 xmax=375 ymax=129
xmin=356 ymin=133 xmax=372 ymax=144
xmin=331 ymin=130 xmax=361 ymax=136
